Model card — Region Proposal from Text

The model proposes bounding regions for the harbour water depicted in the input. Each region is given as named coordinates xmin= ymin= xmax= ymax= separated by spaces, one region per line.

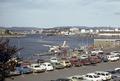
xmin=8 ymin=34 xmax=94 ymax=60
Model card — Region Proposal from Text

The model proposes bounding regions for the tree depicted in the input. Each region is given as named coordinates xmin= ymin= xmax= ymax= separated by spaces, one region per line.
xmin=5 ymin=29 xmax=11 ymax=35
xmin=0 ymin=38 xmax=21 ymax=81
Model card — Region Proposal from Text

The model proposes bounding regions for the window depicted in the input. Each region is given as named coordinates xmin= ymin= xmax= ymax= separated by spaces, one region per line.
xmin=35 ymin=65 xmax=40 ymax=68
xmin=89 ymin=75 xmax=93 ymax=78
xmin=48 ymin=64 xmax=51 ymax=66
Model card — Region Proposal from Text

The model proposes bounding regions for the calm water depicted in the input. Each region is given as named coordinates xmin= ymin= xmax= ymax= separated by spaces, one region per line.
xmin=8 ymin=34 xmax=94 ymax=59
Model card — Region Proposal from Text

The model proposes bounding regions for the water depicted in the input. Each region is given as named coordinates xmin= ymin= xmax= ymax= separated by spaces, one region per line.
xmin=7 ymin=34 xmax=94 ymax=60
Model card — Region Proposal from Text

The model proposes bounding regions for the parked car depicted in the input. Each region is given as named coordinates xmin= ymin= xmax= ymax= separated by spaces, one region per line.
xmin=29 ymin=63 xmax=46 ymax=73
xmin=51 ymin=62 xmax=64 ymax=69
xmin=16 ymin=66 xmax=33 ymax=74
xmin=80 ymin=58 xmax=91 ymax=65
xmin=89 ymin=54 xmax=101 ymax=64
xmin=50 ymin=57 xmax=59 ymax=63
xmin=112 ymin=74 xmax=120 ymax=81
xmin=101 ymin=55 xmax=109 ymax=62
xmin=115 ymin=68 xmax=120 ymax=72
xmin=110 ymin=51 xmax=120 ymax=57
xmin=107 ymin=55 xmax=119 ymax=61
xmin=68 ymin=75 xmax=90 ymax=81
xmin=95 ymin=71 xmax=112 ymax=80
xmin=106 ymin=68 xmax=120 ymax=81
xmin=80 ymin=55 xmax=89 ymax=60
xmin=83 ymin=73 xmax=103 ymax=81
xmin=9 ymin=69 xmax=21 ymax=76
xmin=69 ymin=56 xmax=82 ymax=67
xmin=106 ymin=70 xmax=120 ymax=81
xmin=42 ymin=62 xmax=54 ymax=71
xmin=91 ymin=49 xmax=103 ymax=54
xmin=60 ymin=60 xmax=71 ymax=68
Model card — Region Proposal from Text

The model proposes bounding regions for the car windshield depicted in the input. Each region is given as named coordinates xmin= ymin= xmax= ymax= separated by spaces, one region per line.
xmin=65 ymin=61 xmax=69 ymax=63
xmin=101 ymin=73 xmax=105 ymax=76
xmin=51 ymin=58 xmax=57 ymax=60
xmin=48 ymin=64 xmax=51 ymax=66
xmin=56 ymin=63 xmax=60 ymax=65
xmin=93 ymin=75 xmax=99 ymax=78
xmin=35 ymin=65 xmax=40 ymax=68
xmin=23 ymin=66 xmax=28 ymax=68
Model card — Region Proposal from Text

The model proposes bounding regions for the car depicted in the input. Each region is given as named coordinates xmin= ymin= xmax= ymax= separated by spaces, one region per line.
xmin=89 ymin=54 xmax=101 ymax=64
xmin=112 ymin=75 xmax=120 ymax=81
xmin=9 ymin=69 xmax=21 ymax=76
xmin=68 ymin=75 xmax=90 ymax=81
xmin=69 ymin=56 xmax=82 ymax=67
xmin=50 ymin=57 xmax=59 ymax=63
xmin=80 ymin=58 xmax=91 ymax=65
xmin=51 ymin=62 xmax=64 ymax=69
xmin=9 ymin=66 xmax=33 ymax=76
xmin=42 ymin=62 xmax=54 ymax=71
xmin=115 ymin=68 xmax=120 ymax=72
xmin=83 ymin=73 xmax=103 ymax=81
xmin=110 ymin=51 xmax=120 ymax=57
xmin=51 ymin=78 xmax=72 ymax=81
xmin=101 ymin=55 xmax=109 ymax=62
xmin=29 ymin=63 xmax=46 ymax=73
xmin=91 ymin=49 xmax=103 ymax=54
xmin=80 ymin=55 xmax=89 ymax=60
xmin=60 ymin=60 xmax=71 ymax=68
xmin=107 ymin=55 xmax=119 ymax=61
xmin=95 ymin=71 xmax=112 ymax=80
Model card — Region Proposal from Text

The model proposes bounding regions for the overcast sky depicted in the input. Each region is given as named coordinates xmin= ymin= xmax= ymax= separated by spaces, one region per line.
xmin=0 ymin=0 xmax=120 ymax=28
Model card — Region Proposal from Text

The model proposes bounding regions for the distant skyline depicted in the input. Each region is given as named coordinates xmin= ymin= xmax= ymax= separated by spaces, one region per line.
xmin=0 ymin=0 xmax=120 ymax=28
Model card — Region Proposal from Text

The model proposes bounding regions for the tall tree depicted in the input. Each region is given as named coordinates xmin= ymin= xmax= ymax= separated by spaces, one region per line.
xmin=0 ymin=38 xmax=21 ymax=81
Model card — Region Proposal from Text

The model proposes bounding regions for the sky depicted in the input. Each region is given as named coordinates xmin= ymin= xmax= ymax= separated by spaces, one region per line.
xmin=0 ymin=0 xmax=120 ymax=28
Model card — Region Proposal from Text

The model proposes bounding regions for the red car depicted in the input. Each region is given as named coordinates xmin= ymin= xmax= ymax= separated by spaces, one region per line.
xmin=89 ymin=55 xmax=101 ymax=64
xmin=69 ymin=56 xmax=82 ymax=67
xmin=80 ymin=58 xmax=91 ymax=65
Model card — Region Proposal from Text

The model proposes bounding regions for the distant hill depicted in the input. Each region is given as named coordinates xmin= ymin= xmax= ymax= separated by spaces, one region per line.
xmin=7 ymin=27 xmax=42 ymax=32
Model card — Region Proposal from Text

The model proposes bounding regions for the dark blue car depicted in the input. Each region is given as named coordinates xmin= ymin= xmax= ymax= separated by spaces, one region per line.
xmin=16 ymin=66 xmax=33 ymax=74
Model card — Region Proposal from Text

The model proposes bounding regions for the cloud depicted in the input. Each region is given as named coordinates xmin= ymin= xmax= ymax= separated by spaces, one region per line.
xmin=114 ymin=12 xmax=120 ymax=15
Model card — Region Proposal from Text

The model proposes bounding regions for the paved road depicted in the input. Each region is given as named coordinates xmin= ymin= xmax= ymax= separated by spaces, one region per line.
xmin=6 ymin=60 xmax=120 ymax=81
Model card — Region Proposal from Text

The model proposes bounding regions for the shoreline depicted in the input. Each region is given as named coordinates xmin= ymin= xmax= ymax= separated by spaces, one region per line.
xmin=0 ymin=34 xmax=26 ymax=38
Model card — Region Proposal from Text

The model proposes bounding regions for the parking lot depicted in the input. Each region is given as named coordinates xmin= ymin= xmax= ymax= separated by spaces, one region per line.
xmin=6 ymin=60 xmax=120 ymax=81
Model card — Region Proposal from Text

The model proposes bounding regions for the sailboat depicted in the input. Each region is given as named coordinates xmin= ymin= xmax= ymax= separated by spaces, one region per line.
xmin=49 ymin=41 xmax=69 ymax=53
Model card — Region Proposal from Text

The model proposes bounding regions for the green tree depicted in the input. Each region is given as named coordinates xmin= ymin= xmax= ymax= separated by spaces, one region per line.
xmin=5 ymin=30 xmax=11 ymax=35
xmin=0 ymin=38 xmax=21 ymax=81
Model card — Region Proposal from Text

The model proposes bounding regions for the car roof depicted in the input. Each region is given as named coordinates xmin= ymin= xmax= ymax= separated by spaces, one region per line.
xmin=43 ymin=62 xmax=51 ymax=64
xmin=95 ymin=71 xmax=109 ymax=74
xmin=115 ymin=68 xmax=120 ymax=70
xmin=31 ymin=63 xmax=40 ymax=66
xmin=86 ymin=73 xmax=96 ymax=75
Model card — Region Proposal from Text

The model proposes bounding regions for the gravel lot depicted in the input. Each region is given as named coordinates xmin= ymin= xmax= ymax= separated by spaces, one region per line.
xmin=6 ymin=60 xmax=120 ymax=81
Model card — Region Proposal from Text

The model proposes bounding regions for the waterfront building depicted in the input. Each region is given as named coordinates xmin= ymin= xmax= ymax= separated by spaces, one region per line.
xmin=94 ymin=38 xmax=120 ymax=49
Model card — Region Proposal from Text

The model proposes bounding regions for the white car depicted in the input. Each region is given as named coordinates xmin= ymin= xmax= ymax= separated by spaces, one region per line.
xmin=107 ymin=55 xmax=119 ymax=61
xmin=68 ymin=75 xmax=90 ymax=81
xmin=50 ymin=57 xmax=59 ymax=63
xmin=80 ymin=55 xmax=88 ymax=59
xmin=83 ymin=73 xmax=103 ymax=81
xmin=110 ymin=51 xmax=120 ymax=56
xmin=95 ymin=71 xmax=112 ymax=80
xmin=29 ymin=63 xmax=46 ymax=73
xmin=115 ymin=68 xmax=120 ymax=72
xmin=91 ymin=49 xmax=103 ymax=54
xmin=42 ymin=62 xmax=54 ymax=71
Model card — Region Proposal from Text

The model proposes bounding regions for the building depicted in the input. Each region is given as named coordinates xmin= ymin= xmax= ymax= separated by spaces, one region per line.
xmin=0 ymin=29 xmax=6 ymax=35
xmin=94 ymin=38 xmax=120 ymax=49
